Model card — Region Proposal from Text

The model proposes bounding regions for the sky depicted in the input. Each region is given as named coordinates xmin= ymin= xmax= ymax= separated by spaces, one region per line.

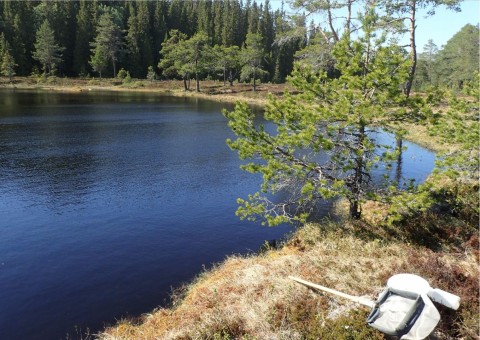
xmin=272 ymin=0 xmax=479 ymax=50
xmin=413 ymin=0 xmax=479 ymax=49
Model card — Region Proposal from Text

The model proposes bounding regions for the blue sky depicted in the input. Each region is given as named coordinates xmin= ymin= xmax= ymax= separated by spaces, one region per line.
xmin=413 ymin=0 xmax=479 ymax=49
xmin=272 ymin=0 xmax=479 ymax=50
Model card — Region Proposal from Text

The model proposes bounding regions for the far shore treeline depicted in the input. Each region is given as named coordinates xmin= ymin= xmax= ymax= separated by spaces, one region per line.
xmin=0 ymin=0 xmax=303 ymax=84
xmin=0 ymin=0 xmax=478 ymax=92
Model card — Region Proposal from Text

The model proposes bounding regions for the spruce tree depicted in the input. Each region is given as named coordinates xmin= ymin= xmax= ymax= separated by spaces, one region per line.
xmin=73 ymin=0 xmax=96 ymax=76
xmin=137 ymin=0 xmax=154 ymax=76
xmin=0 ymin=33 xmax=16 ymax=80
xmin=152 ymin=0 xmax=167 ymax=69
xmin=126 ymin=2 xmax=142 ymax=77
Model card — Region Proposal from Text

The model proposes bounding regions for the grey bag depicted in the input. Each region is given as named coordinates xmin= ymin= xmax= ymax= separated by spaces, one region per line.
xmin=367 ymin=287 xmax=440 ymax=339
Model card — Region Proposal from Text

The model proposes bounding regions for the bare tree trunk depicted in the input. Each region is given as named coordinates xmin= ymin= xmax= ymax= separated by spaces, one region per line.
xmin=183 ymin=73 xmax=188 ymax=91
xmin=195 ymin=59 xmax=200 ymax=92
xmin=398 ymin=0 xmax=418 ymax=179
xmin=350 ymin=124 xmax=366 ymax=220
xmin=395 ymin=137 xmax=403 ymax=185
xmin=346 ymin=0 xmax=352 ymax=37
xmin=228 ymin=70 xmax=234 ymax=86
xmin=404 ymin=0 xmax=417 ymax=97
xmin=327 ymin=0 xmax=339 ymax=42
xmin=196 ymin=72 xmax=200 ymax=92
xmin=112 ymin=59 xmax=117 ymax=78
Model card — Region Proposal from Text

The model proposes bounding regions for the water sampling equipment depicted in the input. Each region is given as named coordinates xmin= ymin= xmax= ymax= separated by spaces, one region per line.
xmin=289 ymin=274 xmax=460 ymax=339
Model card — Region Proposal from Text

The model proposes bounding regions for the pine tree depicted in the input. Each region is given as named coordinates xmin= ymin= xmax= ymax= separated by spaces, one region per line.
xmin=90 ymin=12 xmax=124 ymax=78
xmin=224 ymin=9 xmax=429 ymax=223
xmin=158 ymin=29 xmax=189 ymax=88
xmin=89 ymin=43 xmax=108 ymax=78
xmin=247 ymin=1 xmax=260 ymax=34
xmin=196 ymin=0 xmax=212 ymax=40
xmin=213 ymin=44 xmax=240 ymax=85
xmin=221 ymin=0 xmax=235 ymax=46
xmin=32 ymin=20 xmax=64 ymax=76
xmin=240 ymin=32 xmax=268 ymax=92
xmin=212 ymin=1 xmax=223 ymax=45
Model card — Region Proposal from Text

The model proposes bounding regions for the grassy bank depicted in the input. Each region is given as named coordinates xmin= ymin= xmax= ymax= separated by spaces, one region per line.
xmin=98 ymin=180 xmax=479 ymax=339
xmin=99 ymin=209 xmax=478 ymax=339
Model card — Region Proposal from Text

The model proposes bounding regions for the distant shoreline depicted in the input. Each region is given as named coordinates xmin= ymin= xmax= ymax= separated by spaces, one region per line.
xmin=0 ymin=76 xmax=274 ymax=106
xmin=0 ymin=76 xmax=449 ymax=153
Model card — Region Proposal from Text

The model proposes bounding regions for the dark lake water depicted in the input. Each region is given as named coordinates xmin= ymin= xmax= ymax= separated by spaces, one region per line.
xmin=0 ymin=89 xmax=435 ymax=339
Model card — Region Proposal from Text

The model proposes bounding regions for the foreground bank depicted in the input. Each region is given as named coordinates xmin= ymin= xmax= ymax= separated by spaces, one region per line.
xmin=99 ymin=198 xmax=478 ymax=339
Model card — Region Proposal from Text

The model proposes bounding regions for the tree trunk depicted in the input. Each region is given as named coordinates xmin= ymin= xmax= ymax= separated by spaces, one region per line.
xmin=395 ymin=137 xmax=403 ymax=185
xmin=228 ymin=70 xmax=234 ymax=86
xmin=183 ymin=74 xmax=188 ymax=91
xmin=404 ymin=0 xmax=417 ymax=97
xmin=253 ymin=67 xmax=256 ymax=93
xmin=112 ymin=59 xmax=117 ymax=78
xmin=195 ymin=59 xmax=200 ymax=92
xmin=349 ymin=200 xmax=361 ymax=220
xmin=196 ymin=73 xmax=200 ymax=92
xmin=345 ymin=0 xmax=352 ymax=38
xmin=350 ymin=124 xmax=366 ymax=220
xmin=327 ymin=0 xmax=340 ymax=42
xmin=223 ymin=66 xmax=226 ymax=86
xmin=398 ymin=0 xmax=418 ymax=175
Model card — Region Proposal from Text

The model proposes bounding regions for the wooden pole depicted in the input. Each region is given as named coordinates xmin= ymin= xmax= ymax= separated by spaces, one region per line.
xmin=289 ymin=276 xmax=376 ymax=308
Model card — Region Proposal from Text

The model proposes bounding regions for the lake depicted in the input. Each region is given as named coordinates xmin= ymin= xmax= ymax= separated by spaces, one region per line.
xmin=0 ymin=89 xmax=435 ymax=339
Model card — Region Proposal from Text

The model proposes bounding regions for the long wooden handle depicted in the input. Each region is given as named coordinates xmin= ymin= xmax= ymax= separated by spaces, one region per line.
xmin=289 ymin=276 xmax=376 ymax=308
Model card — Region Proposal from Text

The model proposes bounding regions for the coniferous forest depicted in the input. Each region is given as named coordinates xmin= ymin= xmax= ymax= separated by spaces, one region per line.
xmin=0 ymin=0 xmax=477 ymax=91
xmin=0 ymin=0 xmax=304 ymax=84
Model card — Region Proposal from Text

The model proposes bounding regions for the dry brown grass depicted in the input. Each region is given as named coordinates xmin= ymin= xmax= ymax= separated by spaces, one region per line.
xmin=98 ymin=222 xmax=478 ymax=340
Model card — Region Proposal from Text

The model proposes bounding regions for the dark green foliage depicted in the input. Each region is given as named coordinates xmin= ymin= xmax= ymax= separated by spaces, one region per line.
xmin=435 ymin=24 xmax=479 ymax=90
xmin=0 ymin=0 xmax=476 ymax=85
xmin=413 ymin=25 xmax=480 ymax=91
xmin=74 ymin=0 xmax=96 ymax=76
xmin=0 ymin=0 xmax=286 ymax=80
